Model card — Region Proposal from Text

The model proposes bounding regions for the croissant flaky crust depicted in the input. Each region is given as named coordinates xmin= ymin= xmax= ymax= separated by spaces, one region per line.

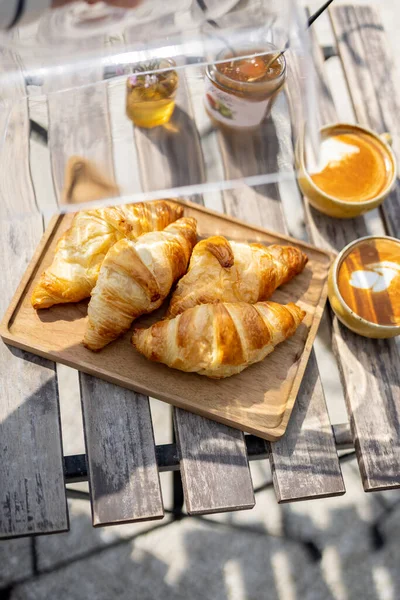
xmin=167 ymin=236 xmax=308 ymax=317
xmin=84 ymin=217 xmax=197 ymax=351
xmin=31 ymin=200 xmax=184 ymax=309
xmin=133 ymin=301 xmax=306 ymax=379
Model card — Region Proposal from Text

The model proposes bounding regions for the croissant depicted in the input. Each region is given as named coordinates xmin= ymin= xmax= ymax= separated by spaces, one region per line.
xmin=83 ymin=217 xmax=197 ymax=351
xmin=167 ymin=236 xmax=308 ymax=317
xmin=31 ymin=200 xmax=184 ymax=309
xmin=133 ymin=301 xmax=305 ymax=379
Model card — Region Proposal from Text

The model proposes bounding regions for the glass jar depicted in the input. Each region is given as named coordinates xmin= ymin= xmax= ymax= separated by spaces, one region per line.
xmin=204 ymin=43 xmax=287 ymax=130
xmin=126 ymin=59 xmax=179 ymax=128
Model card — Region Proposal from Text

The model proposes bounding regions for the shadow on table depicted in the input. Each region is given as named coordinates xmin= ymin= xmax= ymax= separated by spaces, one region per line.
xmin=2 ymin=355 xmax=400 ymax=598
xmin=2 ymin=487 xmax=400 ymax=600
xmin=133 ymin=103 xmax=205 ymax=195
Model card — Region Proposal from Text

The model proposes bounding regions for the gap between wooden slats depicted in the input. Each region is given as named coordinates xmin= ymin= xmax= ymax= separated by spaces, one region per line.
xmin=303 ymin=6 xmax=400 ymax=491
xmin=128 ymin=62 xmax=255 ymax=514
xmin=0 ymin=50 xmax=68 ymax=537
xmin=186 ymin=65 xmax=345 ymax=502
xmin=45 ymin=54 xmax=164 ymax=524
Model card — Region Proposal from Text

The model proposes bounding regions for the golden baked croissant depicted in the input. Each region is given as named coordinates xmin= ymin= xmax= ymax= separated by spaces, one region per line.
xmin=133 ymin=301 xmax=305 ymax=379
xmin=84 ymin=217 xmax=197 ymax=351
xmin=31 ymin=200 xmax=184 ymax=309
xmin=167 ymin=236 xmax=308 ymax=317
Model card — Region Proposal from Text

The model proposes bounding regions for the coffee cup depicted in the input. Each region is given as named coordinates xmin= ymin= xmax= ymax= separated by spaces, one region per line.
xmin=328 ymin=235 xmax=400 ymax=338
xmin=296 ymin=123 xmax=397 ymax=219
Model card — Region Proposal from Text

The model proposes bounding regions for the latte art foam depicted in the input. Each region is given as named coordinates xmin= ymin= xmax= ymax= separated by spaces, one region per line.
xmin=338 ymin=239 xmax=400 ymax=326
xmin=349 ymin=262 xmax=400 ymax=293
xmin=311 ymin=131 xmax=393 ymax=203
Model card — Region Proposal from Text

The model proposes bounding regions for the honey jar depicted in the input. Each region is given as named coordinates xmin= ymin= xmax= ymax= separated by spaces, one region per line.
xmin=204 ymin=43 xmax=286 ymax=130
xmin=126 ymin=59 xmax=178 ymax=128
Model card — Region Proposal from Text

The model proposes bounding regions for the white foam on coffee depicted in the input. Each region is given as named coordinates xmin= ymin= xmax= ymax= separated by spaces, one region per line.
xmin=316 ymin=137 xmax=360 ymax=172
xmin=349 ymin=261 xmax=400 ymax=293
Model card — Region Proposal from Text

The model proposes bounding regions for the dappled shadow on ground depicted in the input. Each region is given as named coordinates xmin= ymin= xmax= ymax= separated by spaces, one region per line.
xmin=2 ymin=469 xmax=400 ymax=600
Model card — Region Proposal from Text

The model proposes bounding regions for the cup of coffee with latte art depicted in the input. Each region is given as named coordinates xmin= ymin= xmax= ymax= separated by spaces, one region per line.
xmin=296 ymin=123 xmax=397 ymax=218
xmin=328 ymin=236 xmax=400 ymax=338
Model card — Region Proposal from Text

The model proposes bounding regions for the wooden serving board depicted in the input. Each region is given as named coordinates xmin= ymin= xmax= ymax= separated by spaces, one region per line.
xmin=0 ymin=200 xmax=333 ymax=441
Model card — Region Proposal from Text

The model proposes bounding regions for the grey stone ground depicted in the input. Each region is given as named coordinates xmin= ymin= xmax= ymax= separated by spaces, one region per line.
xmin=2 ymin=1 xmax=400 ymax=599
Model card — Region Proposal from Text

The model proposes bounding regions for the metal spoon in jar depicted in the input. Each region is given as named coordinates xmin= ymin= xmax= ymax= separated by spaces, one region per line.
xmin=245 ymin=0 xmax=335 ymax=82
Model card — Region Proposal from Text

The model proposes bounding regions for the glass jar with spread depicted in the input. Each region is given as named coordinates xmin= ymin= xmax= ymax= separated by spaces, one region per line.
xmin=328 ymin=235 xmax=400 ymax=338
xmin=126 ymin=59 xmax=179 ymax=128
xmin=204 ymin=43 xmax=286 ymax=130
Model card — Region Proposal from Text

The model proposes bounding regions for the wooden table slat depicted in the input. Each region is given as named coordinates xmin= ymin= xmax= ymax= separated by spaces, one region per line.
xmin=211 ymin=80 xmax=345 ymax=501
xmin=303 ymin=6 xmax=400 ymax=491
xmin=46 ymin=57 xmax=164 ymax=525
xmin=174 ymin=409 xmax=255 ymax=514
xmin=129 ymin=65 xmax=256 ymax=514
xmin=270 ymin=353 xmax=345 ymax=502
xmin=330 ymin=4 xmax=400 ymax=237
xmin=0 ymin=50 xmax=68 ymax=538
xmin=80 ymin=377 xmax=163 ymax=525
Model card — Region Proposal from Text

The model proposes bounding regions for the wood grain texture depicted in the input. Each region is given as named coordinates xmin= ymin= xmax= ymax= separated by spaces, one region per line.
xmin=330 ymin=4 xmax=400 ymax=237
xmin=107 ymin=78 xmax=143 ymax=197
xmin=270 ymin=353 xmax=345 ymax=502
xmin=304 ymin=8 xmax=400 ymax=491
xmin=184 ymin=71 xmax=225 ymax=213
xmin=303 ymin=14 xmax=376 ymax=250
xmin=333 ymin=321 xmax=400 ymax=490
xmin=47 ymin=81 xmax=115 ymax=206
xmin=80 ymin=377 xmax=163 ymax=525
xmin=46 ymin=58 xmax=164 ymax=524
xmin=134 ymin=75 xmax=205 ymax=196
xmin=41 ymin=22 xmax=116 ymax=208
xmin=174 ymin=408 xmax=255 ymax=514
xmin=0 ymin=218 xmax=69 ymax=538
xmin=206 ymin=86 xmax=345 ymax=501
xmin=162 ymin=70 xmax=254 ymax=514
xmin=129 ymin=65 xmax=255 ymax=514
xmin=217 ymin=99 xmax=287 ymax=233
xmin=1 ymin=202 xmax=330 ymax=442
xmin=0 ymin=51 xmax=68 ymax=537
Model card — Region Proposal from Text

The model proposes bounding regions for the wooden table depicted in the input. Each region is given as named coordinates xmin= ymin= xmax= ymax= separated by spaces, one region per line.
xmin=1 ymin=4 xmax=399 ymax=538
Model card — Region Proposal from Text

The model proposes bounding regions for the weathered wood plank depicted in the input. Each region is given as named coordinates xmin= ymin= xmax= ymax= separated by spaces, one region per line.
xmin=80 ymin=377 xmax=163 ymax=525
xmin=270 ymin=353 xmax=345 ymax=502
xmin=174 ymin=409 xmax=254 ymax=514
xmin=133 ymin=74 xmax=205 ymax=196
xmin=47 ymin=82 xmax=115 ymax=205
xmin=304 ymin=11 xmax=384 ymax=248
xmin=0 ymin=50 xmax=68 ymax=537
xmin=333 ymin=322 xmax=400 ymax=491
xmin=330 ymin=4 xmax=400 ymax=237
xmin=132 ymin=70 xmax=255 ymax=513
xmin=210 ymin=88 xmax=345 ymax=501
xmin=107 ymin=78 xmax=143 ymax=197
xmin=47 ymin=60 xmax=164 ymax=524
xmin=303 ymin=7 xmax=400 ymax=491
xmin=184 ymin=69 xmax=225 ymax=213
